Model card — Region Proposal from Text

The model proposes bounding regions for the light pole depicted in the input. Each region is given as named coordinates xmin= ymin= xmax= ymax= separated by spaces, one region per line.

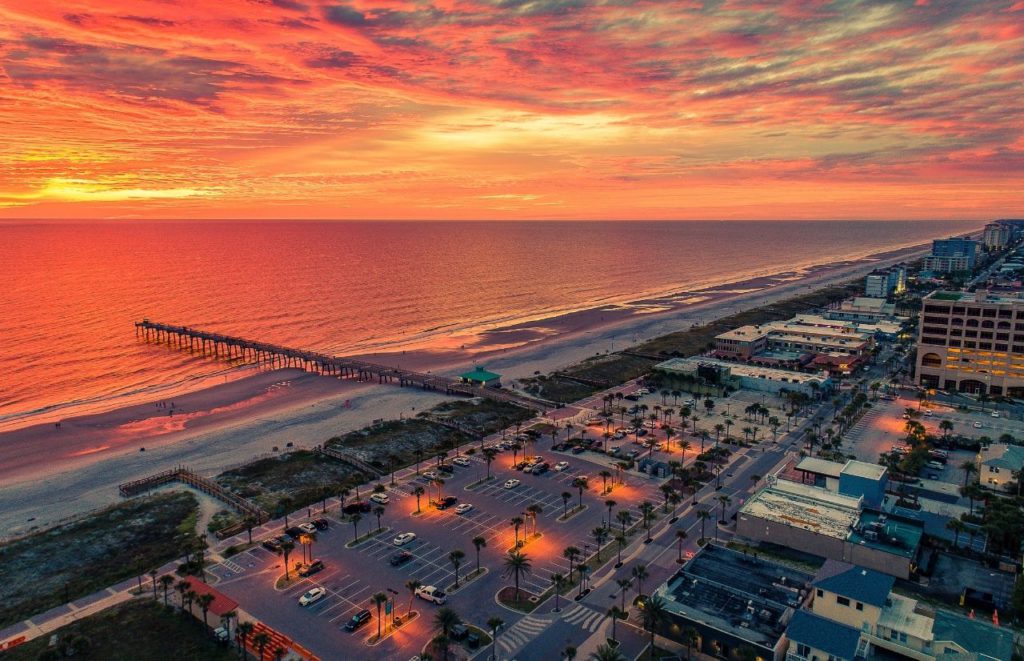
xmin=387 ymin=587 xmax=399 ymax=630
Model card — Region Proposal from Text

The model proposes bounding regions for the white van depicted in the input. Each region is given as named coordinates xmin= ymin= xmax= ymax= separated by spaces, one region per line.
xmin=926 ymin=461 xmax=943 ymax=471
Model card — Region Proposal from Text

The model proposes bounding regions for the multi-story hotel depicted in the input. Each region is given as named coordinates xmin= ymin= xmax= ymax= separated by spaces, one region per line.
xmin=982 ymin=222 xmax=1012 ymax=250
xmin=715 ymin=315 xmax=873 ymax=374
xmin=916 ymin=290 xmax=1024 ymax=397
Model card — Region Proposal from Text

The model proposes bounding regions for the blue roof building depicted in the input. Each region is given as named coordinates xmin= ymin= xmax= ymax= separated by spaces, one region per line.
xmin=786 ymin=610 xmax=863 ymax=661
xmin=813 ymin=560 xmax=894 ymax=608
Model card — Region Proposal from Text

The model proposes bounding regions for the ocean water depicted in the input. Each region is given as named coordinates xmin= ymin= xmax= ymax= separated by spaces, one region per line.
xmin=0 ymin=220 xmax=975 ymax=428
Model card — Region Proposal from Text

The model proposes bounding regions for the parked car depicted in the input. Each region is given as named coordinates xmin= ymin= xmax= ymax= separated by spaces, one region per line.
xmin=344 ymin=609 xmax=372 ymax=632
xmin=213 ymin=626 xmax=230 ymax=643
xmin=531 ymin=462 xmax=549 ymax=474
xmin=415 ymin=585 xmax=447 ymax=604
xmin=454 ymin=503 xmax=474 ymax=515
xmin=624 ymin=394 xmax=639 ymax=401
xmin=423 ymin=471 xmax=439 ymax=480
xmin=262 ymin=537 xmax=284 ymax=553
xmin=451 ymin=624 xmax=470 ymax=641
xmin=504 ymin=479 xmax=521 ymax=489
xmin=312 ymin=518 xmax=329 ymax=530
xmin=991 ymin=411 xmax=1000 ymax=418
xmin=390 ymin=551 xmax=414 ymax=566
xmin=453 ymin=456 xmax=471 ymax=467
xmin=974 ymin=421 xmax=983 ymax=429
xmin=343 ymin=501 xmax=372 ymax=515
xmin=285 ymin=526 xmax=305 ymax=540
xmin=438 ymin=464 xmax=455 ymax=474
xmin=298 ymin=559 xmax=325 ymax=577
xmin=299 ymin=587 xmax=326 ymax=606
xmin=369 ymin=492 xmax=390 ymax=505
xmin=436 ymin=496 xmax=459 ymax=510
xmin=394 ymin=532 xmax=417 ymax=546
xmin=553 ymin=461 xmax=569 ymax=472
xmin=571 ymin=446 xmax=585 ymax=455
xmin=298 ymin=522 xmax=317 ymax=535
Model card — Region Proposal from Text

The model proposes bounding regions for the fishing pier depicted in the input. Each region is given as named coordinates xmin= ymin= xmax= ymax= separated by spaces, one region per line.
xmin=134 ymin=320 xmax=545 ymax=409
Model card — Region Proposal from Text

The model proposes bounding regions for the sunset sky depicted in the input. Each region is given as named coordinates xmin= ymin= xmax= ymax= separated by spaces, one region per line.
xmin=1 ymin=1 xmax=1022 ymax=220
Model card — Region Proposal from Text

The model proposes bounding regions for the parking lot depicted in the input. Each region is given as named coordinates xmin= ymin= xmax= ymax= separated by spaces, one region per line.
xmin=208 ymin=431 xmax=665 ymax=660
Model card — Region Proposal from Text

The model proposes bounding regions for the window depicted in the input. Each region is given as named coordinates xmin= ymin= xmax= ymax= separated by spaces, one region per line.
xmin=997 ymin=333 xmax=1009 ymax=340
xmin=980 ymin=342 xmax=993 ymax=350
xmin=924 ymin=305 xmax=950 ymax=314
xmin=996 ymin=344 xmax=1008 ymax=351
xmin=981 ymin=331 xmax=994 ymax=339
xmin=837 ymin=596 xmax=850 ymax=606
xmin=922 ymin=337 xmax=947 ymax=346
xmin=816 ymin=589 xmax=823 ymax=598
xmin=856 ymin=602 xmax=864 ymax=611
xmin=796 ymin=643 xmax=811 ymax=657
xmin=965 ymin=330 xmax=978 ymax=338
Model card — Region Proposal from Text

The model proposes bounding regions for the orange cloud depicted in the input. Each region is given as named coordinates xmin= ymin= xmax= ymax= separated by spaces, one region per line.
xmin=0 ymin=0 xmax=1021 ymax=219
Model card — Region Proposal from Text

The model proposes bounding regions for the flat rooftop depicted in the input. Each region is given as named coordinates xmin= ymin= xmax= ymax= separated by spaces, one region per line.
xmin=926 ymin=290 xmax=1024 ymax=304
xmin=656 ymin=357 xmax=827 ymax=385
xmin=656 ymin=544 xmax=813 ymax=647
xmin=716 ymin=325 xmax=769 ymax=341
xmin=741 ymin=481 xmax=861 ymax=540
xmin=848 ymin=510 xmax=923 ymax=558
xmin=841 ymin=460 xmax=887 ymax=481
xmin=796 ymin=456 xmax=843 ymax=479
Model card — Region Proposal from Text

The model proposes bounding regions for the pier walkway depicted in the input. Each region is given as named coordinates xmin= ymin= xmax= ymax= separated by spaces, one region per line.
xmin=134 ymin=320 xmax=548 ymax=410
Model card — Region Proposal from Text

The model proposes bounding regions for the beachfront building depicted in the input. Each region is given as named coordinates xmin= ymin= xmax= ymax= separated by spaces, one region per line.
xmin=930 ymin=237 xmax=980 ymax=271
xmin=713 ymin=316 xmax=873 ymax=375
xmin=915 ymin=289 xmax=1024 ymax=396
xmin=788 ymin=560 xmax=1015 ymax=661
xmin=983 ymin=222 xmax=1012 ymax=251
xmin=654 ymin=357 xmax=831 ymax=397
xmin=735 ymin=479 xmax=923 ymax=579
xmin=864 ymin=266 xmax=907 ymax=299
xmin=794 ymin=457 xmax=889 ymax=507
xmin=652 ymin=543 xmax=814 ymax=661
xmin=922 ymin=254 xmax=974 ymax=274
xmin=976 ymin=443 xmax=1024 ymax=492
xmin=825 ymin=297 xmax=900 ymax=324
xmin=459 ymin=366 xmax=501 ymax=387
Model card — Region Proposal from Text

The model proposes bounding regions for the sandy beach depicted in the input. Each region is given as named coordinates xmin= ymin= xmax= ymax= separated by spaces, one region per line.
xmin=0 ymin=243 xmax=925 ymax=537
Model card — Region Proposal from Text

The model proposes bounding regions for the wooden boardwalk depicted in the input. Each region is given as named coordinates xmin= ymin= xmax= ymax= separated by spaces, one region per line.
xmin=134 ymin=319 xmax=547 ymax=409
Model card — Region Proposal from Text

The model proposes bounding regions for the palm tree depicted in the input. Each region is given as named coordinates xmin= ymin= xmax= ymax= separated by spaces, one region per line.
xmin=591 ymin=642 xmax=627 ymax=661
xmin=639 ymin=501 xmax=655 ymax=541
xmin=616 ymin=577 xmax=632 ymax=612
xmin=483 ymin=448 xmax=497 ymax=478
xmin=413 ymin=485 xmax=425 ymax=513
xmin=348 ymin=513 xmax=362 ymax=544
xmin=449 ymin=550 xmax=465 ymax=587
xmin=717 ymin=494 xmax=732 ymax=523
xmin=616 ymin=510 xmax=632 ymax=535
xmin=713 ymin=423 xmax=725 ymax=445
xmin=563 ymin=545 xmax=581 ymax=581
xmin=236 ymin=621 xmax=254 ymax=658
xmin=551 ymin=572 xmax=567 ymax=612
xmin=472 ymin=535 xmax=487 ymax=574
xmin=607 ymin=606 xmax=625 ymax=643
xmin=592 ymin=527 xmax=608 ymax=560
xmin=599 ymin=470 xmax=612 ymax=494
xmin=697 ymin=508 xmax=711 ymax=542
xmin=641 ymin=594 xmax=669 ymax=659
xmin=273 ymin=647 xmax=286 ymax=661
xmin=432 ymin=633 xmax=452 ymax=661
xmin=947 ymin=519 xmax=966 ymax=548
xmin=675 ymin=529 xmax=688 ymax=563
xmin=683 ymin=627 xmax=699 ymax=660
xmin=373 ymin=506 xmax=385 ymax=532
xmin=220 ymin=610 xmax=237 ymax=648
xmin=405 ymin=579 xmax=422 ymax=617
xmin=511 ymin=516 xmax=524 ymax=547
xmin=487 ymin=616 xmax=505 ymax=661
xmin=563 ymin=645 xmax=578 ymax=660
xmin=253 ymin=631 xmax=271 ymax=661
xmin=502 ymin=550 xmax=532 ymax=604
xmin=526 ymin=503 xmax=543 ymax=537
xmin=604 ymin=499 xmax=617 ymax=530
xmin=197 ymin=593 xmax=215 ymax=630
xmin=960 ymin=460 xmax=977 ymax=487
xmin=372 ymin=592 xmax=387 ymax=639
xmin=573 ymin=476 xmax=589 ymax=510
xmin=435 ymin=606 xmax=462 ymax=639
xmin=614 ymin=534 xmax=626 ymax=567
xmin=281 ymin=540 xmax=295 ymax=580
xmin=659 ymin=483 xmax=674 ymax=513
xmin=631 ymin=564 xmax=649 ymax=600
xmin=159 ymin=574 xmax=175 ymax=606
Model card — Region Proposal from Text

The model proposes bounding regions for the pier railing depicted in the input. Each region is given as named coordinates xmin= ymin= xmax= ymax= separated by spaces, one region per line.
xmin=134 ymin=319 xmax=549 ymax=410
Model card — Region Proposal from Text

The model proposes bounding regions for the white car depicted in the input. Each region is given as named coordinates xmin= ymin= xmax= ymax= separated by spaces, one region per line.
xmin=504 ymin=479 xmax=521 ymax=489
xmin=299 ymin=587 xmax=327 ymax=606
xmin=370 ymin=492 xmax=390 ymax=505
xmin=454 ymin=503 xmax=473 ymax=515
xmin=297 ymin=522 xmax=317 ymax=535
xmin=415 ymin=585 xmax=447 ymax=604
xmin=393 ymin=532 xmax=417 ymax=546
xmin=991 ymin=411 xmax=1000 ymax=418
xmin=423 ymin=471 xmax=438 ymax=480
xmin=553 ymin=461 xmax=570 ymax=472
xmin=453 ymin=456 xmax=471 ymax=466
xmin=973 ymin=421 xmax=983 ymax=429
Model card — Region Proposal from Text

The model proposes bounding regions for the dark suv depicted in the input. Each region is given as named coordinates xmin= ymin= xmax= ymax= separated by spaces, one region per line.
xmin=390 ymin=551 xmax=413 ymax=566
xmin=344 ymin=609 xmax=372 ymax=632
xmin=312 ymin=518 xmax=329 ymax=530
xmin=436 ymin=496 xmax=458 ymax=510
xmin=261 ymin=537 xmax=284 ymax=553
xmin=342 ymin=501 xmax=372 ymax=515
xmin=298 ymin=559 xmax=325 ymax=577
xmin=284 ymin=527 xmax=304 ymax=540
